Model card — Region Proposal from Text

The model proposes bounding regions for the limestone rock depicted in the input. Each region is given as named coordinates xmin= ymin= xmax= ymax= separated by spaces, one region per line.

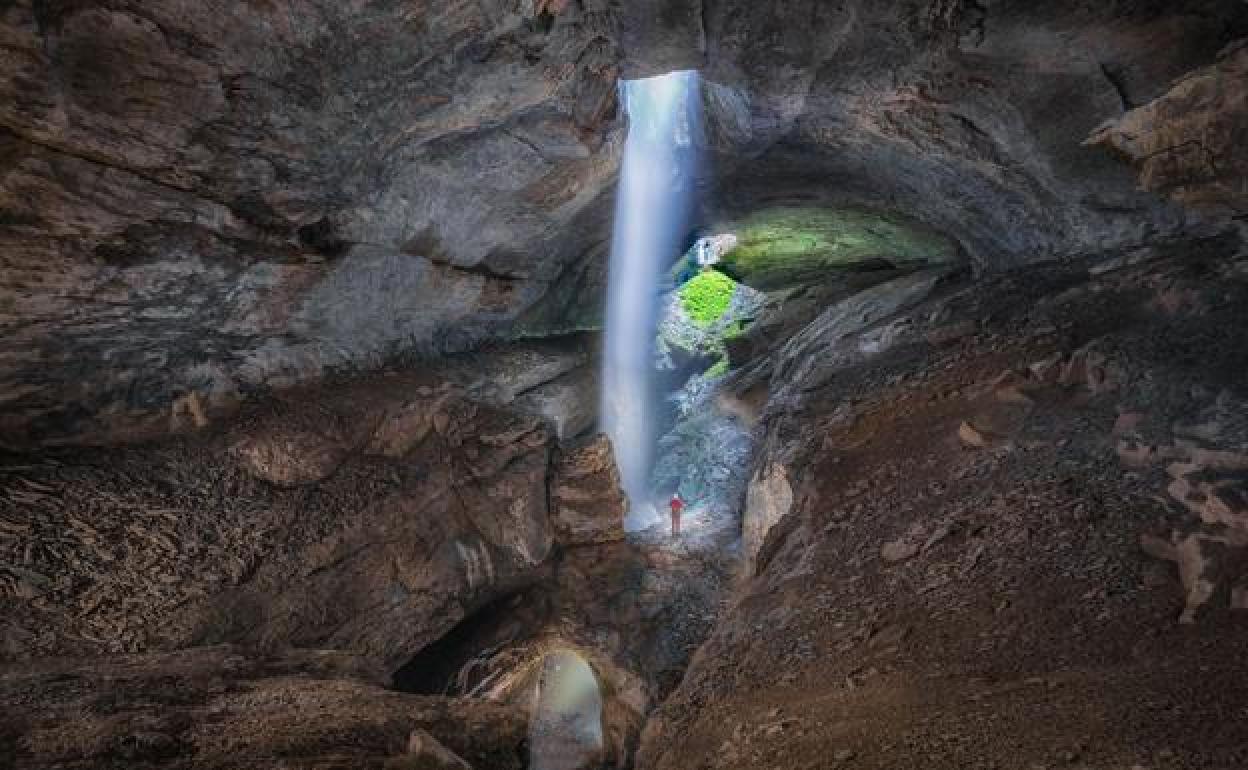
xmin=1087 ymin=41 xmax=1248 ymax=216
xmin=367 ymin=387 xmax=461 ymax=458
xmin=0 ymin=367 xmax=562 ymax=673
xmin=881 ymin=523 xmax=926 ymax=564
xmin=551 ymin=434 xmax=627 ymax=546
xmin=511 ymin=364 xmax=599 ymax=442
xmin=231 ymin=426 xmax=347 ymax=486
xmin=0 ymin=2 xmax=621 ymax=447
xmin=924 ymin=320 xmax=977 ymax=347
xmin=744 ymin=464 xmax=794 ymax=571
xmin=0 ymin=646 xmax=526 ymax=770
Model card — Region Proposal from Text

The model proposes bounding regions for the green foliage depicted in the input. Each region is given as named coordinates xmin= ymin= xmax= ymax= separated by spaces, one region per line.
xmin=705 ymin=358 xmax=729 ymax=378
xmin=719 ymin=207 xmax=958 ymax=289
xmin=722 ymin=320 xmax=747 ymax=341
xmin=680 ymin=269 xmax=736 ymax=327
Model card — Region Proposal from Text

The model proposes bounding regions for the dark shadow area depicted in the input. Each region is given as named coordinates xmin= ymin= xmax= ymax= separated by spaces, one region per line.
xmin=392 ymin=590 xmax=547 ymax=695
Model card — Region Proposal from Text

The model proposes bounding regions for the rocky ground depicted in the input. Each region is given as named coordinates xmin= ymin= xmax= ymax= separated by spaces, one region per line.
xmin=637 ymin=232 xmax=1248 ymax=769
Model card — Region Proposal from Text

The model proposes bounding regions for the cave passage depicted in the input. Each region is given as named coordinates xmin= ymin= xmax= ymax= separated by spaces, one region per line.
xmin=391 ymin=592 xmax=533 ymax=696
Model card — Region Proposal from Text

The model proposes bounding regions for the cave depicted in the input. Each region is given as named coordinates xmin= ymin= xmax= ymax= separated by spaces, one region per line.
xmin=392 ymin=592 xmax=540 ymax=697
xmin=3 ymin=2 xmax=1248 ymax=769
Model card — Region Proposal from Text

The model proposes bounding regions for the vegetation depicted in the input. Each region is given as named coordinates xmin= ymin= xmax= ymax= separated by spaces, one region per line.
xmin=705 ymin=358 xmax=729 ymax=378
xmin=718 ymin=207 xmax=958 ymax=289
xmin=680 ymin=269 xmax=736 ymax=327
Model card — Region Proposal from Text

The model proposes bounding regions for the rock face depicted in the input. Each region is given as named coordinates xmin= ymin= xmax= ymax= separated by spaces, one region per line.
xmin=694 ymin=1 xmax=1248 ymax=267
xmin=1088 ymin=41 xmax=1248 ymax=217
xmin=0 ymin=1 xmax=622 ymax=447
xmin=638 ymin=236 xmax=1248 ymax=769
xmin=0 ymin=646 xmax=528 ymax=769
xmin=551 ymin=433 xmax=628 ymax=546
xmin=3 ymin=2 xmax=1247 ymax=446
xmin=0 ymin=340 xmax=624 ymax=674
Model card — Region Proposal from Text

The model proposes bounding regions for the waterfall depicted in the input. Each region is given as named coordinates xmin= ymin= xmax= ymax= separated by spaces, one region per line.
xmin=601 ymin=70 xmax=702 ymax=532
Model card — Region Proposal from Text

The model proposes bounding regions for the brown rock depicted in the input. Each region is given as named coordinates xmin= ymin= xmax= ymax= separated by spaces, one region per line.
xmin=1086 ymin=42 xmax=1248 ymax=216
xmin=958 ymin=421 xmax=991 ymax=449
xmin=367 ymin=389 xmax=460 ymax=457
xmin=231 ymin=427 xmax=347 ymax=486
xmin=395 ymin=729 xmax=474 ymax=770
xmin=882 ymin=523 xmax=927 ymax=564
xmin=0 ymin=647 xmax=526 ymax=770
xmin=992 ymin=370 xmax=1036 ymax=405
xmin=1141 ymin=529 xmax=1248 ymax=624
xmin=551 ymin=434 xmax=628 ymax=546
xmin=1112 ymin=412 xmax=1146 ymax=437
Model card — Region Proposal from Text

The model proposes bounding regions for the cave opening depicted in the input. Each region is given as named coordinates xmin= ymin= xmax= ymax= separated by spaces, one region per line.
xmin=391 ymin=591 xmax=541 ymax=696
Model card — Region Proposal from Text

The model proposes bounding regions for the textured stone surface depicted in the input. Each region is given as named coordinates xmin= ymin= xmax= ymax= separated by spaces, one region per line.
xmin=0 ymin=646 xmax=528 ymax=770
xmin=0 ymin=1 xmax=621 ymax=447
xmin=551 ymin=432 xmax=627 ymax=546
xmin=638 ymin=239 xmax=1248 ymax=770
xmin=1088 ymin=41 xmax=1248 ymax=217
xmin=3 ymin=2 xmax=1248 ymax=446
xmin=0 ymin=344 xmax=602 ymax=673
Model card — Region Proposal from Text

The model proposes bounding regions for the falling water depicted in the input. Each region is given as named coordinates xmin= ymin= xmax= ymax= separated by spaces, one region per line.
xmin=601 ymin=70 xmax=702 ymax=531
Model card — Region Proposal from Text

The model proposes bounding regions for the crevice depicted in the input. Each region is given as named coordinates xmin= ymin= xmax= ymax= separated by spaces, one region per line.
xmin=0 ymin=123 xmax=230 ymax=212
xmin=1100 ymin=61 xmax=1133 ymax=112
xmin=391 ymin=590 xmax=539 ymax=695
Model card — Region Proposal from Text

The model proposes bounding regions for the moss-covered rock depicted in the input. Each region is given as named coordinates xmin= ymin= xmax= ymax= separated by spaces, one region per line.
xmin=680 ymin=269 xmax=737 ymax=326
xmin=718 ymin=207 xmax=959 ymax=289
xmin=656 ymin=273 xmax=764 ymax=375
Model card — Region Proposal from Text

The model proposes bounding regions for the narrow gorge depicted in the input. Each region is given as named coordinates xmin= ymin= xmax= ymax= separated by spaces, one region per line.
xmin=2 ymin=2 xmax=1248 ymax=768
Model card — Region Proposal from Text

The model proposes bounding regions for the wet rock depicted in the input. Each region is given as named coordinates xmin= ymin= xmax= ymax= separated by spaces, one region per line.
xmin=511 ymin=364 xmax=599 ymax=442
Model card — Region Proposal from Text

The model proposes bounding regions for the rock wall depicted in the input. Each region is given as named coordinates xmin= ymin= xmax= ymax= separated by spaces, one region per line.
xmin=0 ymin=0 xmax=622 ymax=446
xmin=1 ymin=646 xmax=529 ymax=769
xmin=0 ymin=340 xmax=625 ymax=673
xmin=4 ymin=1 xmax=1247 ymax=446
xmin=1088 ymin=40 xmax=1248 ymax=219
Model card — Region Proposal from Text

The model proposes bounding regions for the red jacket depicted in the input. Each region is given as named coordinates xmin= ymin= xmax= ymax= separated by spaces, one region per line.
xmin=669 ymin=496 xmax=684 ymax=513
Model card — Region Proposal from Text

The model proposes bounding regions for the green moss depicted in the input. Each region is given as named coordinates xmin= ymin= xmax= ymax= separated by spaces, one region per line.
xmin=680 ymin=269 xmax=736 ymax=327
xmin=719 ymin=207 xmax=958 ymax=290
xmin=705 ymin=358 xmax=729 ymax=378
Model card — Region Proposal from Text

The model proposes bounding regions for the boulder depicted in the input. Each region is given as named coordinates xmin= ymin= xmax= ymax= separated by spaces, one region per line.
xmin=743 ymin=463 xmax=794 ymax=571
xmin=1141 ymin=529 xmax=1248 ymax=624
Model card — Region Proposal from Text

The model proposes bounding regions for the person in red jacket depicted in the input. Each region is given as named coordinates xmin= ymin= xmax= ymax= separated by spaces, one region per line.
xmin=669 ymin=492 xmax=685 ymax=537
